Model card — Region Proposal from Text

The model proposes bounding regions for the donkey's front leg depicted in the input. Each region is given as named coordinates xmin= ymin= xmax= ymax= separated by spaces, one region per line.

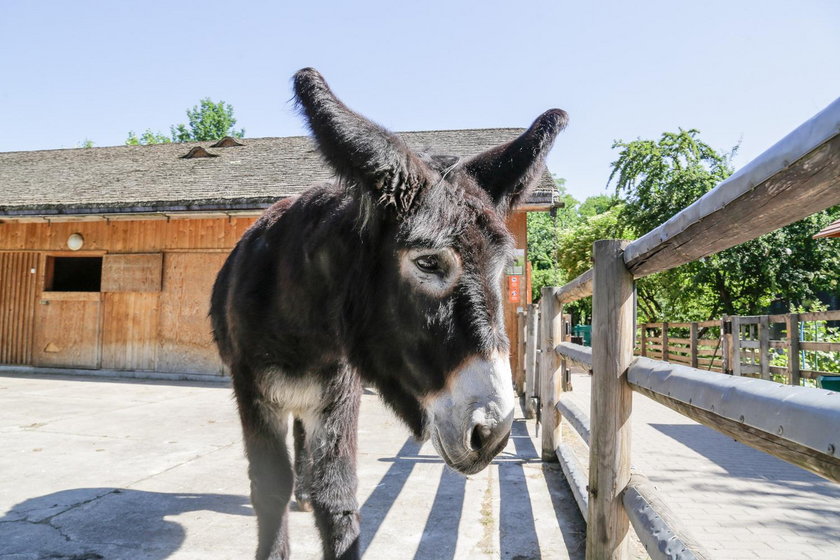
xmin=242 ymin=409 xmax=294 ymax=560
xmin=292 ymin=417 xmax=313 ymax=511
xmin=310 ymin=364 xmax=362 ymax=560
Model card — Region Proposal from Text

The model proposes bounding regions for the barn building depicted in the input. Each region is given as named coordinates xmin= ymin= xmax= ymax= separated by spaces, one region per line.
xmin=0 ymin=132 xmax=557 ymax=380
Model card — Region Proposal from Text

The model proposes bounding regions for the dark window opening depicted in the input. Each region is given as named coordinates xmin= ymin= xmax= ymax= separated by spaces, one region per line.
xmin=46 ymin=257 xmax=102 ymax=292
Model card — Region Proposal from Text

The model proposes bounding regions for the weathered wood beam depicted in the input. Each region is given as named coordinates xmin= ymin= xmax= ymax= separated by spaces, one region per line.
xmin=556 ymin=440 xmax=590 ymax=519
xmin=557 ymin=393 xmax=591 ymax=445
xmin=556 ymin=341 xmax=593 ymax=370
xmin=624 ymin=98 xmax=840 ymax=279
xmin=524 ymin=304 xmax=539 ymax=419
xmin=628 ymin=357 xmax=840 ymax=482
xmin=587 ymin=240 xmax=634 ymax=560
xmin=623 ymin=473 xmax=712 ymax=560
xmin=555 ymin=269 xmax=593 ymax=304
xmin=540 ymin=287 xmax=563 ymax=462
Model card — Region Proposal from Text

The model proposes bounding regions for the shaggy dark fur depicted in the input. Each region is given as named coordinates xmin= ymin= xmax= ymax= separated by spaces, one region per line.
xmin=210 ymin=68 xmax=566 ymax=560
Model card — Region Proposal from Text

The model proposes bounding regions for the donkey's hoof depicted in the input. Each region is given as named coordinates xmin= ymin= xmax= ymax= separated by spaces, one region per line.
xmin=294 ymin=498 xmax=313 ymax=512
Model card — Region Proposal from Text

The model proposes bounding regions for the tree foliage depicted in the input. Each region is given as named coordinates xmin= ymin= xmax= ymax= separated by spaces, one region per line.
xmin=125 ymin=98 xmax=244 ymax=145
xmin=527 ymin=179 xmax=620 ymax=322
xmin=609 ymin=129 xmax=840 ymax=322
xmin=171 ymin=98 xmax=244 ymax=142
xmin=529 ymin=129 xmax=839 ymax=328
xmin=125 ymin=129 xmax=171 ymax=146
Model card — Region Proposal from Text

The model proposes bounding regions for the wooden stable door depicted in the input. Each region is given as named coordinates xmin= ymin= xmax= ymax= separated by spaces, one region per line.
xmin=100 ymin=253 xmax=162 ymax=371
xmin=33 ymin=294 xmax=101 ymax=369
xmin=32 ymin=253 xmax=104 ymax=369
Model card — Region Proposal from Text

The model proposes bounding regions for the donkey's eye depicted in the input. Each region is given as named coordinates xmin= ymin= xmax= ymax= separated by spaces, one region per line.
xmin=414 ymin=255 xmax=441 ymax=273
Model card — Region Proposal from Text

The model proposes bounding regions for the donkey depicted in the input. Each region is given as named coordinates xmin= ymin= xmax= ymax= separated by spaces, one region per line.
xmin=210 ymin=67 xmax=566 ymax=560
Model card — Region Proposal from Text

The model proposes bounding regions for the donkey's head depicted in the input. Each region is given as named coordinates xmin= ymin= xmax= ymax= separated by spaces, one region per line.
xmin=294 ymin=68 xmax=566 ymax=474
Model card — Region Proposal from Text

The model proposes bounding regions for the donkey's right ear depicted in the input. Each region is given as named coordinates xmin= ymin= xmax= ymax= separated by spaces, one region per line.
xmin=293 ymin=68 xmax=429 ymax=214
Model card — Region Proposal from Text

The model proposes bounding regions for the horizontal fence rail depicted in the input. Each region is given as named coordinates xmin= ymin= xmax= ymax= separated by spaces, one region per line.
xmin=556 ymin=269 xmax=593 ymax=304
xmin=623 ymin=97 xmax=840 ymax=279
xmin=623 ymin=473 xmax=712 ymax=560
xmin=555 ymin=341 xmax=593 ymax=370
xmin=557 ymin=393 xmax=591 ymax=445
xmin=628 ymin=357 xmax=840 ymax=482
xmin=556 ymin=440 xmax=590 ymax=520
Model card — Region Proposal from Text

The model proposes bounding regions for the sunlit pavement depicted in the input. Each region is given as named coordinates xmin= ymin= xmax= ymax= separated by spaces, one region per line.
xmin=566 ymin=370 xmax=840 ymax=560
xmin=0 ymin=372 xmax=585 ymax=559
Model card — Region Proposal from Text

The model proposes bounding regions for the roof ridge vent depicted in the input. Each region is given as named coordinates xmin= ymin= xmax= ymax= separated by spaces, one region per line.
xmin=180 ymin=146 xmax=219 ymax=159
xmin=210 ymin=136 xmax=245 ymax=148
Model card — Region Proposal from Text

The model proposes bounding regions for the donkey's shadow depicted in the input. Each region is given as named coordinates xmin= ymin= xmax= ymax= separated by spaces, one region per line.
xmin=0 ymin=487 xmax=251 ymax=559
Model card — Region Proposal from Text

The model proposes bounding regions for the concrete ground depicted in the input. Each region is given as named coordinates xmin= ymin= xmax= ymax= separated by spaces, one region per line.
xmin=565 ymin=371 xmax=840 ymax=560
xmin=0 ymin=372 xmax=585 ymax=560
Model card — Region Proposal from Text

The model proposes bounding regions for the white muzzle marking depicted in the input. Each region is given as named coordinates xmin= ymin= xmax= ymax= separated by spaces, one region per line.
xmin=427 ymin=352 xmax=515 ymax=474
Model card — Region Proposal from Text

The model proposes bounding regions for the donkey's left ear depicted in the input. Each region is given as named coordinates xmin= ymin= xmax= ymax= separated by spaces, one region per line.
xmin=293 ymin=68 xmax=429 ymax=214
xmin=463 ymin=109 xmax=568 ymax=214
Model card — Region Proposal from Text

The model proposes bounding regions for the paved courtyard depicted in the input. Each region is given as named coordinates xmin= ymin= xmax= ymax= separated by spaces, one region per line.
xmin=0 ymin=371 xmax=585 ymax=560
xmin=564 ymin=371 xmax=840 ymax=560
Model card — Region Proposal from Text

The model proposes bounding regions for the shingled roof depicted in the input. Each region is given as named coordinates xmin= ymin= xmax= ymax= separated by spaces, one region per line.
xmin=0 ymin=129 xmax=558 ymax=218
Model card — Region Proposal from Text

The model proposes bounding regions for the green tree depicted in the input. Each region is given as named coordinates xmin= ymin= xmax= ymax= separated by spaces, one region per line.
xmin=171 ymin=98 xmax=244 ymax=142
xmin=125 ymin=98 xmax=244 ymax=145
xmin=527 ymin=178 xmax=579 ymax=300
xmin=609 ymin=129 xmax=840 ymax=321
xmin=125 ymin=129 xmax=172 ymax=146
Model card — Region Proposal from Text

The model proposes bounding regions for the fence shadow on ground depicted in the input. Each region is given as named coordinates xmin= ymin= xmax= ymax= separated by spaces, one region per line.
xmin=360 ymin=419 xmax=585 ymax=559
xmin=651 ymin=423 xmax=840 ymax=541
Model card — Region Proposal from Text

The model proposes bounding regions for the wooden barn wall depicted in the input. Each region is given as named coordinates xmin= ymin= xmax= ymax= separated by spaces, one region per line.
xmin=0 ymin=211 xmax=532 ymax=379
xmin=0 ymin=217 xmax=257 ymax=375
xmin=0 ymin=252 xmax=38 ymax=364
xmin=157 ymin=252 xmax=229 ymax=375
xmin=504 ymin=211 xmax=529 ymax=382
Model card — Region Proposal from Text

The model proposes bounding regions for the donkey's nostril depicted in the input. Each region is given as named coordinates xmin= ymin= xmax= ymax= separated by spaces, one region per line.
xmin=470 ymin=424 xmax=491 ymax=452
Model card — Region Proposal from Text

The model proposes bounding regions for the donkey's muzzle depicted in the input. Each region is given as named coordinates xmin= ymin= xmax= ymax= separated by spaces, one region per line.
xmin=427 ymin=352 xmax=515 ymax=474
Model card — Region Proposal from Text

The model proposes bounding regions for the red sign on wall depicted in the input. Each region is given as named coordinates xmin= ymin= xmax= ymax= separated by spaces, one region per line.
xmin=508 ymin=275 xmax=522 ymax=303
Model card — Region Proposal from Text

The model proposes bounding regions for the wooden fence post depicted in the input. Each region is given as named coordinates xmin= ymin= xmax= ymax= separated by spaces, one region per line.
xmin=561 ymin=312 xmax=572 ymax=391
xmin=587 ymin=240 xmax=634 ymax=560
xmin=787 ymin=313 xmax=801 ymax=386
xmin=540 ymin=287 xmax=563 ymax=462
xmin=690 ymin=322 xmax=699 ymax=369
xmin=731 ymin=316 xmax=742 ymax=376
xmin=721 ymin=316 xmax=730 ymax=373
xmin=515 ymin=309 xmax=526 ymax=396
xmin=524 ymin=304 xmax=539 ymax=419
xmin=640 ymin=325 xmax=647 ymax=357
xmin=759 ymin=315 xmax=770 ymax=380
xmin=661 ymin=322 xmax=670 ymax=362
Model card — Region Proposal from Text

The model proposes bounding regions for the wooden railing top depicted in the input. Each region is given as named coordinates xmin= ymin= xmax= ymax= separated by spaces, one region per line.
xmin=623 ymin=97 xmax=840 ymax=279
xmin=554 ymin=269 xmax=593 ymax=304
xmin=628 ymin=356 xmax=840 ymax=481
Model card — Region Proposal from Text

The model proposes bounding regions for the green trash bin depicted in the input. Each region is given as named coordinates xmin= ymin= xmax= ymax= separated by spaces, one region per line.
xmin=817 ymin=375 xmax=840 ymax=392
xmin=573 ymin=325 xmax=592 ymax=347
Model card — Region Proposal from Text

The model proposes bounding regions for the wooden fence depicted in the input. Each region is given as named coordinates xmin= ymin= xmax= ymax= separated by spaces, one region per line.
xmin=521 ymin=96 xmax=840 ymax=560
xmin=630 ymin=311 xmax=840 ymax=383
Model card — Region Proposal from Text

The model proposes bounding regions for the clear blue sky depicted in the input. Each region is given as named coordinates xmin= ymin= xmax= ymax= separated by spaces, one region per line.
xmin=1 ymin=0 xmax=838 ymax=200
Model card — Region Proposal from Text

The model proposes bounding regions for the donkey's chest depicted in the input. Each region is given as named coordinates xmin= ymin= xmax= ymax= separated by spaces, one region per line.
xmin=259 ymin=369 xmax=324 ymax=417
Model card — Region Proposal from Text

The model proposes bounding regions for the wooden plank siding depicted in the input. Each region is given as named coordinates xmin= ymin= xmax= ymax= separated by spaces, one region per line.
xmin=0 ymin=217 xmax=256 ymax=375
xmin=101 ymin=293 xmax=159 ymax=371
xmin=504 ymin=211 xmax=530 ymax=382
xmin=156 ymin=252 xmax=228 ymax=375
xmin=0 ymin=217 xmax=255 ymax=253
xmin=0 ymin=210 xmax=532 ymax=377
xmin=33 ymin=297 xmax=102 ymax=368
xmin=0 ymin=252 xmax=38 ymax=364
